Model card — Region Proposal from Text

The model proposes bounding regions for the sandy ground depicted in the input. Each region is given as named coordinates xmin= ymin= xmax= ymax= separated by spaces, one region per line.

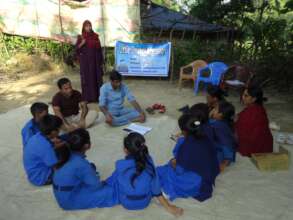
xmin=0 ymin=71 xmax=293 ymax=220
xmin=1 ymin=70 xmax=293 ymax=131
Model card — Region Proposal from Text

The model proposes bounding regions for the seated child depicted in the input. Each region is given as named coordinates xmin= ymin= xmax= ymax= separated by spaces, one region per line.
xmin=106 ymin=132 xmax=183 ymax=217
xmin=52 ymin=128 xmax=118 ymax=210
xmin=189 ymin=103 xmax=215 ymax=141
xmin=21 ymin=102 xmax=48 ymax=146
xmin=23 ymin=115 xmax=63 ymax=186
xmin=209 ymin=101 xmax=237 ymax=171
xmin=157 ymin=109 xmax=219 ymax=202
xmin=206 ymin=85 xmax=227 ymax=115
xmin=174 ymin=103 xmax=210 ymax=139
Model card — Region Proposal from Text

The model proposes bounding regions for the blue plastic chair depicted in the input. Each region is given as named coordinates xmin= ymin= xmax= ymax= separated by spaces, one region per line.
xmin=194 ymin=62 xmax=228 ymax=94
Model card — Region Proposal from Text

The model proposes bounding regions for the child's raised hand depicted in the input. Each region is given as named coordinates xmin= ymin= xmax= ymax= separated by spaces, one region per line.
xmin=209 ymin=108 xmax=216 ymax=119
xmin=170 ymin=158 xmax=177 ymax=169
xmin=105 ymin=114 xmax=113 ymax=125
xmin=51 ymin=137 xmax=65 ymax=149
xmin=170 ymin=132 xmax=183 ymax=141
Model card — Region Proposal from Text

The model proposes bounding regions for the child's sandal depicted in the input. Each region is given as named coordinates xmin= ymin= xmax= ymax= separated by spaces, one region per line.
xmin=152 ymin=103 xmax=161 ymax=110
xmin=146 ymin=107 xmax=155 ymax=114
xmin=159 ymin=105 xmax=166 ymax=113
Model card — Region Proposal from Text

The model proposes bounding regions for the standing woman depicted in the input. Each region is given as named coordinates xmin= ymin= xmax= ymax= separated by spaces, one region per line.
xmin=76 ymin=20 xmax=103 ymax=102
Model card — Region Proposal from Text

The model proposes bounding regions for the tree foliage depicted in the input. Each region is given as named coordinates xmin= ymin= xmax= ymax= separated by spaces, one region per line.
xmin=189 ymin=0 xmax=293 ymax=89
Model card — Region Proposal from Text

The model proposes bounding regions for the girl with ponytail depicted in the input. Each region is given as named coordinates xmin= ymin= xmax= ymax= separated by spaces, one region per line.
xmin=209 ymin=100 xmax=237 ymax=171
xmin=52 ymin=128 xmax=118 ymax=210
xmin=235 ymin=85 xmax=273 ymax=156
xmin=157 ymin=105 xmax=219 ymax=202
xmin=105 ymin=132 xmax=183 ymax=217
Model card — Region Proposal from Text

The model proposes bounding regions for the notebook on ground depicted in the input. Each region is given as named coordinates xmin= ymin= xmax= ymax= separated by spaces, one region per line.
xmin=123 ymin=123 xmax=152 ymax=135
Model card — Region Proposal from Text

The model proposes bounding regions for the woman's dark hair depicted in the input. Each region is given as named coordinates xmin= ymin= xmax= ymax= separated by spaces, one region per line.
xmin=109 ymin=70 xmax=122 ymax=81
xmin=178 ymin=110 xmax=205 ymax=139
xmin=82 ymin=20 xmax=93 ymax=34
xmin=39 ymin=115 xmax=63 ymax=135
xmin=30 ymin=102 xmax=48 ymax=117
xmin=218 ymin=101 xmax=235 ymax=128
xmin=246 ymin=85 xmax=268 ymax=105
xmin=124 ymin=132 xmax=154 ymax=187
xmin=54 ymin=129 xmax=90 ymax=170
xmin=207 ymin=85 xmax=227 ymax=101
xmin=189 ymin=103 xmax=209 ymax=123
xmin=57 ymin=78 xmax=71 ymax=89
xmin=68 ymin=128 xmax=91 ymax=152
xmin=54 ymin=143 xmax=71 ymax=170
xmin=178 ymin=113 xmax=190 ymax=132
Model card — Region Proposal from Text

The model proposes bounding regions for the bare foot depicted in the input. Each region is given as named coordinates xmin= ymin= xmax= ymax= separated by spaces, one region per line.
xmin=220 ymin=160 xmax=229 ymax=172
xmin=167 ymin=204 xmax=184 ymax=217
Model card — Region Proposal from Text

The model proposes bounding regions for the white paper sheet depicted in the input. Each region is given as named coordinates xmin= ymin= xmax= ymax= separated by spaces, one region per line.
xmin=124 ymin=123 xmax=152 ymax=135
xmin=225 ymin=80 xmax=245 ymax=86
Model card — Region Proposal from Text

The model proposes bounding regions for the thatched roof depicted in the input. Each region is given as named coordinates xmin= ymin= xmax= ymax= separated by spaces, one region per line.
xmin=141 ymin=1 xmax=231 ymax=33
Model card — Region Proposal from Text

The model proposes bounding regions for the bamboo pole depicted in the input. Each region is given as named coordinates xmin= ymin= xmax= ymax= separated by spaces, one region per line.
xmin=158 ymin=28 xmax=163 ymax=39
xmin=169 ymin=28 xmax=174 ymax=82
xmin=170 ymin=40 xmax=175 ymax=82
xmin=181 ymin=30 xmax=186 ymax=40
xmin=100 ymin=0 xmax=107 ymax=73
xmin=34 ymin=0 xmax=40 ymax=52
xmin=0 ymin=33 xmax=9 ymax=57
xmin=169 ymin=29 xmax=174 ymax=82
xmin=192 ymin=30 xmax=196 ymax=40
xmin=58 ymin=0 xmax=65 ymax=61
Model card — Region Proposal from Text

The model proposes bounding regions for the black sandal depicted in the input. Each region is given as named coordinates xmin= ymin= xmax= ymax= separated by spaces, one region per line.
xmin=146 ymin=107 xmax=155 ymax=114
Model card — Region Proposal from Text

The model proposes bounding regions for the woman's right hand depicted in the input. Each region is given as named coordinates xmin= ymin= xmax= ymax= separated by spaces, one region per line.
xmin=78 ymin=37 xmax=86 ymax=48
xmin=81 ymin=38 xmax=86 ymax=45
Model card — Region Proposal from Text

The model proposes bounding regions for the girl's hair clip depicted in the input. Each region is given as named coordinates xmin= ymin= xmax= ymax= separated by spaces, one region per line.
xmin=194 ymin=121 xmax=201 ymax=126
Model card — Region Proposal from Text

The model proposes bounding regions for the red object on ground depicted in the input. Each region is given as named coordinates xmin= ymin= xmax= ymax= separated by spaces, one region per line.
xmin=152 ymin=103 xmax=160 ymax=110
xmin=235 ymin=104 xmax=273 ymax=157
xmin=159 ymin=105 xmax=166 ymax=113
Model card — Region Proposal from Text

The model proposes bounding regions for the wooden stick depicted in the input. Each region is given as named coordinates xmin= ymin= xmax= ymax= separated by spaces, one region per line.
xmin=181 ymin=30 xmax=185 ymax=40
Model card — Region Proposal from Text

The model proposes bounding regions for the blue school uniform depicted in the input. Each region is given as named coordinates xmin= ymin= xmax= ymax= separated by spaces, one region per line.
xmin=21 ymin=119 xmax=40 ymax=147
xmin=203 ymin=122 xmax=216 ymax=142
xmin=105 ymin=156 xmax=162 ymax=210
xmin=172 ymin=136 xmax=185 ymax=157
xmin=157 ymin=162 xmax=202 ymax=201
xmin=23 ymin=132 xmax=58 ymax=186
xmin=209 ymin=119 xmax=236 ymax=163
xmin=52 ymin=153 xmax=118 ymax=210
xmin=99 ymin=82 xmax=140 ymax=126
xmin=157 ymin=135 xmax=219 ymax=202
xmin=172 ymin=123 xmax=215 ymax=158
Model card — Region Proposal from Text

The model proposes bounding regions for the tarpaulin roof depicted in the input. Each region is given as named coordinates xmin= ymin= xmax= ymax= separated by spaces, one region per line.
xmin=141 ymin=1 xmax=230 ymax=33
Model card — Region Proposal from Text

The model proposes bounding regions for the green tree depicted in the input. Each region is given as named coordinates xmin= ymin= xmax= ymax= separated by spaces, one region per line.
xmin=188 ymin=0 xmax=292 ymax=88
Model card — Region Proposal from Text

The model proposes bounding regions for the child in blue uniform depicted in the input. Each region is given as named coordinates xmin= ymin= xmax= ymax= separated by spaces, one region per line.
xmin=209 ymin=100 xmax=236 ymax=171
xmin=23 ymin=115 xmax=63 ymax=186
xmin=106 ymin=132 xmax=183 ymax=217
xmin=21 ymin=102 xmax=48 ymax=147
xmin=173 ymin=103 xmax=214 ymax=153
xmin=206 ymin=85 xmax=227 ymax=114
xmin=189 ymin=103 xmax=215 ymax=141
xmin=157 ymin=108 xmax=219 ymax=202
xmin=52 ymin=128 xmax=118 ymax=210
